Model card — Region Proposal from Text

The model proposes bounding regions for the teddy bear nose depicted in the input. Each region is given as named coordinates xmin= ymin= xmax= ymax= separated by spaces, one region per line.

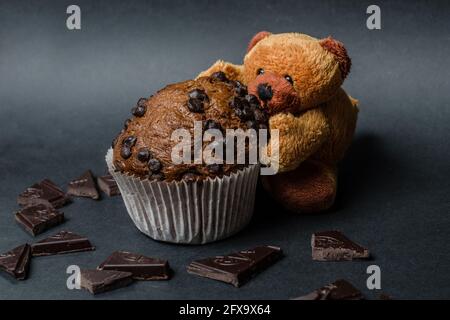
xmin=257 ymin=83 xmax=273 ymax=101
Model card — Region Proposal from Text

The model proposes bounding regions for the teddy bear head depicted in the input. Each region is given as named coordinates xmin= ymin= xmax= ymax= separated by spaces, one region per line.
xmin=243 ymin=31 xmax=351 ymax=115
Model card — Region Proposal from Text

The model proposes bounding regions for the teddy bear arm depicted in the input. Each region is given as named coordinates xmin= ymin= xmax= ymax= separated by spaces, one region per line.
xmin=269 ymin=109 xmax=330 ymax=172
xmin=196 ymin=60 xmax=244 ymax=82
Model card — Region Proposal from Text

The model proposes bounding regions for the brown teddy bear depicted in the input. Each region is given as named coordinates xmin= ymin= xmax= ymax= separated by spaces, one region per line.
xmin=197 ymin=31 xmax=358 ymax=213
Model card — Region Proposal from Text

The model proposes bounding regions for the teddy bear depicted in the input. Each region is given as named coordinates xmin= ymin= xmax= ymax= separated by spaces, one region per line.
xmin=197 ymin=31 xmax=358 ymax=213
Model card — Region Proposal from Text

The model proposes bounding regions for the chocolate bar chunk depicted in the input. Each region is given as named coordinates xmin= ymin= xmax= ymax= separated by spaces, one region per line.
xmin=15 ymin=204 xmax=64 ymax=236
xmin=0 ymin=244 xmax=32 ymax=280
xmin=187 ymin=246 xmax=282 ymax=287
xmin=312 ymin=231 xmax=370 ymax=261
xmin=98 ymin=251 xmax=170 ymax=280
xmin=293 ymin=279 xmax=364 ymax=300
xmin=80 ymin=269 xmax=133 ymax=295
xmin=97 ymin=174 xmax=120 ymax=196
xmin=18 ymin=179 xmax=69 ymax=208
xmin=31 ymin=231 xmax=95 ymax=257
xmin=67 ymin=170 xmax=100 ymax=200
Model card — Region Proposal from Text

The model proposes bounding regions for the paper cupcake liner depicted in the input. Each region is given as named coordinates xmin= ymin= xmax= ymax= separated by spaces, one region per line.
xmin=105 ymin=149 xmax=259 ymax=244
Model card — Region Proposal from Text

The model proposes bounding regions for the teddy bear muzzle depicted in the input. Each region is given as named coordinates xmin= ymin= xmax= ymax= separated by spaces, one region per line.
xmin=248 ymin=72 xmax=301 ymax=115
xmin=257 ymin=83 xmax=273 ymax=102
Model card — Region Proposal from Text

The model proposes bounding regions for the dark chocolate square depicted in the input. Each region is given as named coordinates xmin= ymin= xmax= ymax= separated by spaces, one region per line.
xmin=97 ymin=174 xmax=120 ymax=196
xmin=31 ymin=231 xmax=95 ymax=256
xmin=67 ymin=170 xmax=100 ymax=200
xmin=187 ymin=246 xmax=282 ymax=287
xmin=312 ymin=230 xmax=370 ymax=261
xmin=15 ymin=204 xmax=64 ymax=236
xmin=98 ymin=251 xmax=170 ymax=280
xmin=80 ymin=269 xmax=134 ymax=295
xmin=0 ymin=244 xmax=32 ymax=280
xmin=17 ymin=179 xmax=69 ymax=208
xmin=292 ymin=279 xmax=364 ymax=300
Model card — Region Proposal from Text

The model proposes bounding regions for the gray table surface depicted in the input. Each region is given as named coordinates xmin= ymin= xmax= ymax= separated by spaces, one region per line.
xmin=0 ymin=0 xmax=449 ymax=300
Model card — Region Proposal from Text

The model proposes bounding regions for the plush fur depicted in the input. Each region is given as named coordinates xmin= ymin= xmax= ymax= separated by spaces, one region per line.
xmin=197 ymin=32 xmax=358 ymax=213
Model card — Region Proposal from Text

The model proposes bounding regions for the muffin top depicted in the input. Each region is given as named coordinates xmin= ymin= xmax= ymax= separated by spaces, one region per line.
xmin=112 ymin=72 xmax=269 ymax=182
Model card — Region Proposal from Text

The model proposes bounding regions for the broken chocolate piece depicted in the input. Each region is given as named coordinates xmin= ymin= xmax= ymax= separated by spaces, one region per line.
xmin=80 ymin=269 xmax=133 ymax=295
xmin=15 ymin=204 xmax=64 ymax=236
xmin=17 ymin=179 xmax=69 ymax=208
xmin=98 ymin=251 xmax=171 ymax=280
xmin=187 ymin=246 xmax=282 ymax=287
xmin=292 ymin=279 xmax=364 ymax=300
xmin=67 ymin=170 xmax=100 ymax=200
xmin=0 ymin=244 xmax=31 ymax=280
xmin=312 ymin=230 xmax=370 ymax=261
xmin=97 ymin=175 xmax=120 ymax=196
xmin=31 ymin=231 xmax=95 ymax=257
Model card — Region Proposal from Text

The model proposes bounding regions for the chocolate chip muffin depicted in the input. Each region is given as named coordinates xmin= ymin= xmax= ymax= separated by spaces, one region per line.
xmin=107 ymin=72 xmax=267 ymax=244
xmin=112 ymin=72 xmax=268 ymax=182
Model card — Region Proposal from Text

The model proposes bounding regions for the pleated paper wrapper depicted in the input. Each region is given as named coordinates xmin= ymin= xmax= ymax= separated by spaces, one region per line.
xmin=105 ymin=149 xmax=259 ymax=244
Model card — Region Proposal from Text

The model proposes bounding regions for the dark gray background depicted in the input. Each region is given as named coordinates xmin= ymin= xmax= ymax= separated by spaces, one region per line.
xmin=0 ymin=0 xmax=449 ymax=300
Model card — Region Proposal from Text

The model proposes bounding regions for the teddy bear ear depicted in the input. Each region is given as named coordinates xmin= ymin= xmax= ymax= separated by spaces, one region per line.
xmin=247 ymin=31 xmax=272 ymax=53
xmin=319 ymin=36 xmax=351 ymax=79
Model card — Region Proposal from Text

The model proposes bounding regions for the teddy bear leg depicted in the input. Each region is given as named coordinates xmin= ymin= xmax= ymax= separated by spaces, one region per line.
xmin=262 ymin=160 xmax=337 ymax=213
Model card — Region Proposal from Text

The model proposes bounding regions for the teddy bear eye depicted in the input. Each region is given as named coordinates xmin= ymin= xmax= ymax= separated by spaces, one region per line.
xmin=257 ymin=68 xmax=265 ymax=76
xmin=284 ymin=75 xmax=294 ymax=85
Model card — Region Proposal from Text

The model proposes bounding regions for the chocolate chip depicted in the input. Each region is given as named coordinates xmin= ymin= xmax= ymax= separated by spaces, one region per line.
xmin=204 ymin=119 xmax=222 ymax=131
xmin=211 ymin=71 xmax=229 ymax=82
xmin=187 ymin=98 xmax=204 ymax=113
xmin=122 ymin=136 xmax=137 ymax=147
xmin=137 ymin=148 xmax=151 ymax=163
xmin=131 ymin=98 xmax=147 ymax=117
xmin=132 ymin=105 xmax=146 ymax=117
xmin=120 ymin=146 xmax=132 ymax=159
xmin=206 ymin=164 xmax=222 ymax=174
xmin=188 ymin=89 xmax=208 ymax=102
xmin=120 ymin=136 xmax=137 ymax=159
xmin=148 ymin=158 xmax=161 ymax=173
xmin=137 ymin=98 xmax=147 ymax=107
